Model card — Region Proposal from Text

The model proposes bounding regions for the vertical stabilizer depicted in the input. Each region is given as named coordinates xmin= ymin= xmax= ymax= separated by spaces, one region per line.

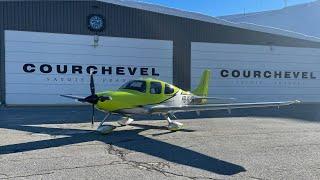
xmin=192 ymin=69 xmax=211 ymax=97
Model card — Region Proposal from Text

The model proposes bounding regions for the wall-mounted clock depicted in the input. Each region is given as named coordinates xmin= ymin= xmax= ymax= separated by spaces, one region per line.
xmin=87 ymin=14 xmax=105 ymax=32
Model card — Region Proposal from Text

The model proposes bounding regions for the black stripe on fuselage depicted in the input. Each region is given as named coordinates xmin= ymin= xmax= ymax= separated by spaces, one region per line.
xmin=112 ymin=91 xmax=180 ymax=114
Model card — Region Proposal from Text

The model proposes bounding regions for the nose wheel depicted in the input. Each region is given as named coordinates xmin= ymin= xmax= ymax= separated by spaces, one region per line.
xmin=117 ymin=117 xmax=134 ymax=126
xmin=96 ymin=113 xmax=116 ymax=134
xmin=97 ymin=124 xmax=116 ymax=134
xmin=165 ymin=114 xmax=183 ymax=131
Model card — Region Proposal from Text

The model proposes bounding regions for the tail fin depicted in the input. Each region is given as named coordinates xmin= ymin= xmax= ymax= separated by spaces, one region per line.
xmin=192 ymin=69 xmax=211 ymax=97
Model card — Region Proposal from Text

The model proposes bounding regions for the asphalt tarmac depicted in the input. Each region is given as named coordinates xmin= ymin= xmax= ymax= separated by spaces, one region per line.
xmin=1 ymin=106 xmax=320 ymax=179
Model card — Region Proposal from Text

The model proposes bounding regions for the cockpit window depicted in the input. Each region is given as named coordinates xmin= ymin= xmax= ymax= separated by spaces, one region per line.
xmin=120 ymin=80 xmax=146 ymax=93
xmin=150 ymin=82 xmax=162 ymax=94
xmin=165 ymin=84 xmax=174 ymax=94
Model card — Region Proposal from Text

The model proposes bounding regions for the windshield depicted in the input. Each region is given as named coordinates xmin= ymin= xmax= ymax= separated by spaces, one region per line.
xmin=119 ymin=80 xmax=146 ymax=93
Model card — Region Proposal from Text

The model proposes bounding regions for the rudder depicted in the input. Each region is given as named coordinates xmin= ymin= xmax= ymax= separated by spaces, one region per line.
xmin=192 ymin=69 xmax=211 ymax=97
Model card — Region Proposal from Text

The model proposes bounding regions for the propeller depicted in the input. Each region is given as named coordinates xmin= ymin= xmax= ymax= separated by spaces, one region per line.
xmin=60 ymin=71 xmax=112 ymax=127
xmin=83 ymin=71 xmax=112 ymax=127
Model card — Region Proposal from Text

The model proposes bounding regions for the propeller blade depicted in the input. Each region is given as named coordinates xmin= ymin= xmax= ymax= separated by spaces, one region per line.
xmin=90 ymin=71 xmax=95 ymax=95
xmin=60 ymin=94 xmax=86 ymax=102
xmin=91 ymin=104 xmax=95 ymax=127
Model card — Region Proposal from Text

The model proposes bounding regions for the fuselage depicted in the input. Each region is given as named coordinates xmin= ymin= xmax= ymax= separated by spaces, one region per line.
xmin=95 ymin=78 xmax=192 ymax=114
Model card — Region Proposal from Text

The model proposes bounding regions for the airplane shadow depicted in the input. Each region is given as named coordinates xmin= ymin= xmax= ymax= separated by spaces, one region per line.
xmin=0 ymin=122 xmax=246 ymax=176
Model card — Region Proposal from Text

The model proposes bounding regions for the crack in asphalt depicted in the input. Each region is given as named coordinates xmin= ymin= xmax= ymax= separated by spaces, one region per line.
xmin=104 ymin=143 xmax=218 ymax=180
xmin=47 ymin=162 xmax=118 ymax=171
xmin=0 ymin=173 xmax=8 ymax=179
xmin=0 ymin=172 xmax=54 ymax=179
xmin=249 ymin=176 xmax=268 ymax=180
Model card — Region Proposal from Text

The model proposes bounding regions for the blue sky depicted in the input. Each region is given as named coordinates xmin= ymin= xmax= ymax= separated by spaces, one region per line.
xmin=135 ymin=0 xmax=315 ymax=16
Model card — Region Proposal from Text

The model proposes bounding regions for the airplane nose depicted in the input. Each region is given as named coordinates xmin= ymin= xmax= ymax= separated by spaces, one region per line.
xmin=95 ymin=94 xmax=112 ymax=111
xmin=99 ymin=96 xmax=112 ymax=102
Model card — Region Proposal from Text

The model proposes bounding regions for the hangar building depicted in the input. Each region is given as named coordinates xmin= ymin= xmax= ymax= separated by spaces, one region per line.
xmin=1 ymin=0 xmax=320 ymax=105
xmin=220 ymin=0 xmax=320 ymax=39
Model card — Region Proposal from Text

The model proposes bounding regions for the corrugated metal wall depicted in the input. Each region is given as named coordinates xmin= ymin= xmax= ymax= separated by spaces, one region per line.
xmin=1 ymin=0 xmax=320 ymax=105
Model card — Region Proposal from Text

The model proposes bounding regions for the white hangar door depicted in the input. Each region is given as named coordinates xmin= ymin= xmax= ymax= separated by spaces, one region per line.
xmin=5 ymin=30 xmax=173 ymax=105
xmin=191 ymin=42 xmax=320 ymax=103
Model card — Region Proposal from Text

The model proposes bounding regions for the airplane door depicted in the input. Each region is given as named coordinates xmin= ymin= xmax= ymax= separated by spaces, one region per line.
xmin=149 ymin=81 xmax=164 ymax=103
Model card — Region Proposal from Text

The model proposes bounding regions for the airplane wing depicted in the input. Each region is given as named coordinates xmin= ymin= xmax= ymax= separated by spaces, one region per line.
xmin=60 ymin=94 xmax=86 ymax=102
xmin=149 ymin=100 xmax=300 ymax=114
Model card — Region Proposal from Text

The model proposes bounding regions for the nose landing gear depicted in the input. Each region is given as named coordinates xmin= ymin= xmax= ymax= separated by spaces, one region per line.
xmin=165 ymin=114 xmax=183 ymax=131
xmin=96 ymin=113 xmax=116 ymax=134
xmin=117 ymin=117 xmax=134 ymax=126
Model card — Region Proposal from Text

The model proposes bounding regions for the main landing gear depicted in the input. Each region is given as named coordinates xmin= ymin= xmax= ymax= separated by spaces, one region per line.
xmin=96 ymin=113 xmax=183 ymax=134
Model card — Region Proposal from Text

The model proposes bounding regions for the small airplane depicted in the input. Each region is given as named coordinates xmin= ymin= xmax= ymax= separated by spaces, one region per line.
xmin=61 ymin=69 xmax=300 ymax=134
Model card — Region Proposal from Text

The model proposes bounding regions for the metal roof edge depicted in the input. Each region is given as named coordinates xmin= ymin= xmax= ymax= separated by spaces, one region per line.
xmin=97 ymin=0 xmax=320 ymax=43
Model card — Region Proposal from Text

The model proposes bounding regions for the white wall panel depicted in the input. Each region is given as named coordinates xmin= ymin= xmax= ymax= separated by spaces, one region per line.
xmin=5 ymin=30 xmax=173 ymax=105
xmin=191 ymin=42 xmax=320 ymax=102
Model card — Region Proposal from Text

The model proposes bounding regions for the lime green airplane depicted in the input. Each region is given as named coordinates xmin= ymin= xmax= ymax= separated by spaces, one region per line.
xmin=61 ymin=69 xmax=299 ymax=134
